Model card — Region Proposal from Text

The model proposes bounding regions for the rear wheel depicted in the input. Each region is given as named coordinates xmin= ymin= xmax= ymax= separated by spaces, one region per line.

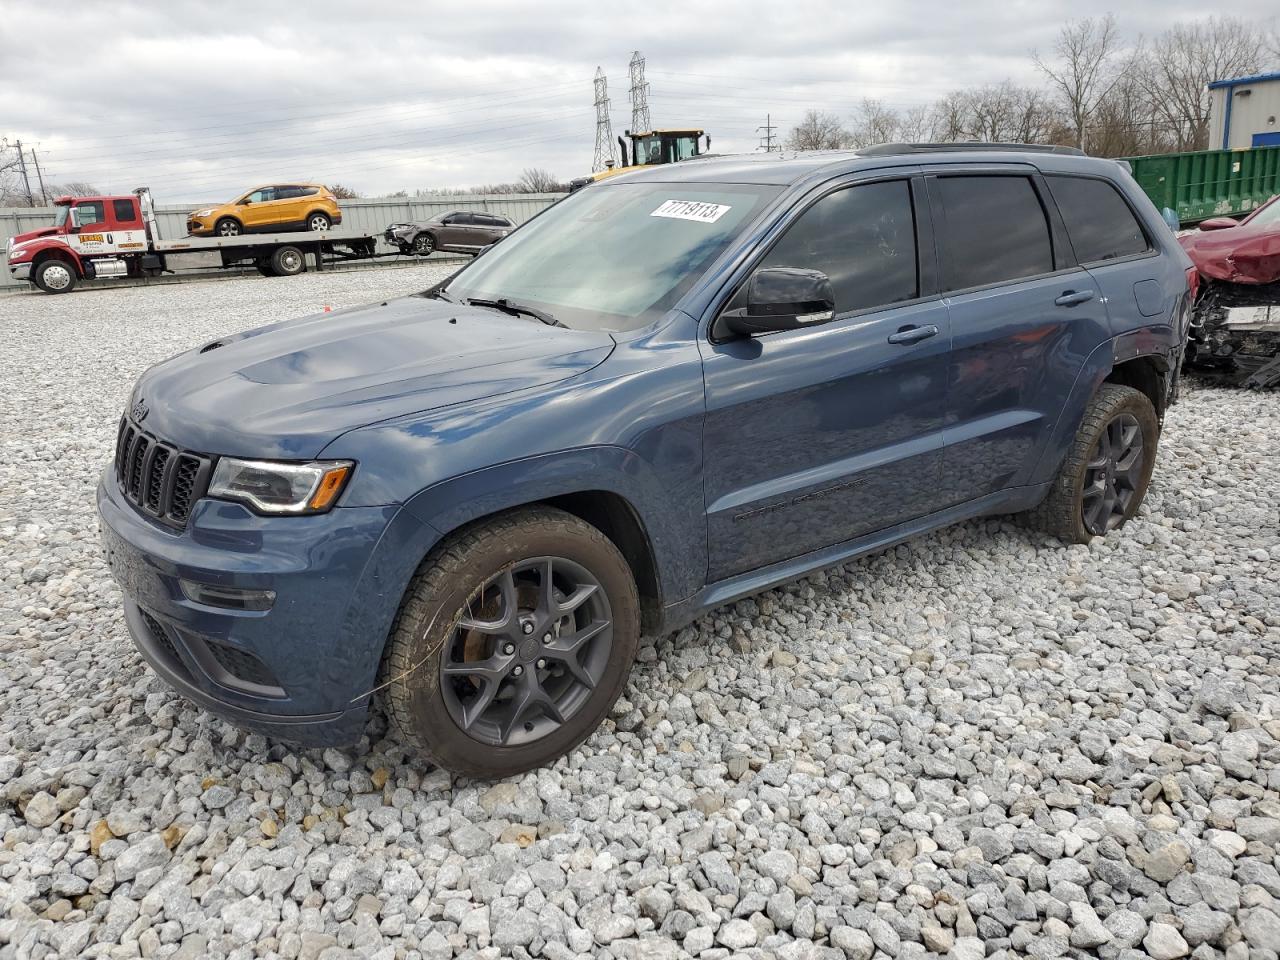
xmin=383 ymin=507 xmax=640 ymax=778
xmin=34 ymin=259 xmax=77 ymax=294
xmin=1025 ymin=383 xmax=1159 ymax=543
xmin=270 ymin=245 xmax=305 ymax=277
xmin=412 ymin=232 xmax=435 ymax=256
xmin=307 ymin=212 xmax=331 ymax=231
xmin=214 ymin=218 xmax=242 ymax=237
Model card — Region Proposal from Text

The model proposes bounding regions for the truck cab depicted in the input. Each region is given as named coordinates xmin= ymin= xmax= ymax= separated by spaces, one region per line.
xmin=570 ymin=128 xmax=710 ymax=191
xmin=7 ymin=194 xmax=149 ymax=292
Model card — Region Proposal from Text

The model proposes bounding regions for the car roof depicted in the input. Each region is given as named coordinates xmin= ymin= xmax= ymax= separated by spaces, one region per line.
xmin=614 ymin=143 xmax=1122 ymax=187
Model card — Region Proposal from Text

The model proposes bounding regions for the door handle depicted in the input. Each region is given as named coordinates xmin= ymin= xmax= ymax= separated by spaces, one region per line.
xmin=1054 ymin=289 xmax=1095 ymax=307
xmin=887 ymin=324 xmax=939 ymax=345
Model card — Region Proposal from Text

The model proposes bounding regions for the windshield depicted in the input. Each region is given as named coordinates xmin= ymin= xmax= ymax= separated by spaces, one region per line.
xmin=1247 ymin=197 xmax=1280 ymax=227
xmin=55 ymin=206 xmax=70 ymax=228
xmin=443 ymin=182 xmax=780 ymax=331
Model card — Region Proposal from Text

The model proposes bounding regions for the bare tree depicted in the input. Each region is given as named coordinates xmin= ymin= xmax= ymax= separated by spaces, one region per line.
xmin=327 ymin=183 xmax=360 ymax=199
xmin=845 ymin=100 xmax=903 ymax=148
xmin=1034 ymin=15 xmax=1125 ymax=150
xmin=1132 ymin=17 xmax=1264 ymax=150
xmin=786 ymin=110 xmax=849 ymax=151
xmin=45 ymin=181 xmax=101 ymax=197
xmin=516 ymin=168 xmax=564 ymax=193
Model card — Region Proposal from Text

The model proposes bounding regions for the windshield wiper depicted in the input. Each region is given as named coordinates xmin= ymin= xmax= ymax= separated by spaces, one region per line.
xmin=466 ymin=297 xmax=564 ymax=328
xmin=426 ymin=286 xmax=459 ymax=303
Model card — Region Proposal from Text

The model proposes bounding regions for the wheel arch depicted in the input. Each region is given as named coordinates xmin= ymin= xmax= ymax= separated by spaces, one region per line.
xmin=1028 ymin=333 xmax=1175 ymax=487
xmin=31 ymin=245 xmax=82 ymax=275
xmin=306 ymin=210 xmax=331 ymax=226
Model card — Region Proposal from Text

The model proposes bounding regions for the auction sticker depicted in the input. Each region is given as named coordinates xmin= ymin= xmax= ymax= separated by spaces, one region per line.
xmin=650 ymin=199 xmax=731 ymax=223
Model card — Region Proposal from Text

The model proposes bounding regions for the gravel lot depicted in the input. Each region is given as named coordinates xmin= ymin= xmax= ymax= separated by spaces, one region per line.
xmin=1 ymin=269 xmax=1278 ymax=960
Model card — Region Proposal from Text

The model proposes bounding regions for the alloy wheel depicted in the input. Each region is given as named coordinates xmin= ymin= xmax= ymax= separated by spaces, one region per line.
xmin=440 ymin=556 xmax=613 ymax=747
xmin=42 ymin=263 xmax=72 ymax=290
xmin=1082 ymin=412 xmax=1145 ymax=535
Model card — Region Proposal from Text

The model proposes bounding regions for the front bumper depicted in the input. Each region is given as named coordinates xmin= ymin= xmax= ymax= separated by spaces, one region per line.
xmin=97 ymin=468 xmax=432 ymax=745
xmin=9 ymin=261 xmax=31 ymax=281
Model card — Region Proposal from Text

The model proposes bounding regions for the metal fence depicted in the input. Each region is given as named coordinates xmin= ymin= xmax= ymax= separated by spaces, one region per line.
xmin=1 ymin=193 xmax=563 ymax=287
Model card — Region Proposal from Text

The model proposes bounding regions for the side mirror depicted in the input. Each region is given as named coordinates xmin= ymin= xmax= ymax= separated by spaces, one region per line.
xmin=717 ymin=267 xmax=835 ymax=339
xmin=1198 ymin=216 xmax=1238 ymax=231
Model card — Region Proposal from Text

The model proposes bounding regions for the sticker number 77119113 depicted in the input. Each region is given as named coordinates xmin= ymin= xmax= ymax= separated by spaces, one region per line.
xmin=650 ymin=199 xmax=732 ymax=223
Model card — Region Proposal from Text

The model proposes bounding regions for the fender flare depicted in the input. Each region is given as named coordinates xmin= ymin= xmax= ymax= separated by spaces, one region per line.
xmin=1028 ymin=328 xmax=1176 ymax=485
xmin=401 ymin=445 xmax=695 ymax=607
xmin=29 ymin=242 xmax=83 ymax=276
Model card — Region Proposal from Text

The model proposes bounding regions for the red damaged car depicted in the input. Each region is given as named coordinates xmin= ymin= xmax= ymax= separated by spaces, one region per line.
xmin=1180 ymin=195 xmax=1280 ymax=285
xmin=1180 ymin=195 xmax=1280 ymax=388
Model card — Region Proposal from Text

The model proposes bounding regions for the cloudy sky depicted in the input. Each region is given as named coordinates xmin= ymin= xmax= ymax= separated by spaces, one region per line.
xmin=3 ymin=1 xmax=1276 ymax=201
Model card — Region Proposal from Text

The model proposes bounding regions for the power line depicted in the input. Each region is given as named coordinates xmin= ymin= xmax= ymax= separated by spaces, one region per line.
xmin=592 ymin=67 xmax=617 ymax=173
xmin=629 ymin=51 xmax=651 ymax=134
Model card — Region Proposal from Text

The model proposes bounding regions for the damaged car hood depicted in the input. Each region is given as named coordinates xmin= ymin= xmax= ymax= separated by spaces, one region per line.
xmin=131 ymin=296 xmax=616 ymax=458
xmin=1180 ymin=213 xmax=1280 ymax=285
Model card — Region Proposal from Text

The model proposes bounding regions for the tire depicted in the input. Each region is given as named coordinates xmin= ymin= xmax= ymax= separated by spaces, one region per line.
xmin=383 ymin=507 xmax=640 ymax=778
xmin=34 ymin=258 xmax=77 ymax=294
xmin=270 ymin=245 xmax=305 ymax=277
xmin=214 ymin=218 xmax=242 ymax=237
xmin=1025 ymin=383 xmax=1159 ymax=543
xmin=307 ymin=212 xmax=331 ymax=232
xmin=412 ymin=232 xmax=435 ymax=256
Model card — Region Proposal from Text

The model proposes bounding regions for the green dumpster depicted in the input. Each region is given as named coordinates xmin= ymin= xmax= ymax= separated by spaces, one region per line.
xmin=1121 ymin=145 xmax=1280 ymax=226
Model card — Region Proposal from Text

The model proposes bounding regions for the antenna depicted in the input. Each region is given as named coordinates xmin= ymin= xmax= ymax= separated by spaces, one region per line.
xmin=592 ymin=67 xmax=617 ymax=173
xmin=628 ymin=51 xmax=651 ymax=135
xmin=757 ymin=114 xmax=779 ymax=152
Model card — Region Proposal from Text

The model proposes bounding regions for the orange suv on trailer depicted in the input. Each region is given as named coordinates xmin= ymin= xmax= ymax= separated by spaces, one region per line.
xmin=187 ymin=184 xmax=342 ymax=237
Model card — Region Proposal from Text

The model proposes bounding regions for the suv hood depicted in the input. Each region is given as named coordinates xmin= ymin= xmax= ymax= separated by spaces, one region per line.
xmin=132 ymin=296 xmax=615 ymax=458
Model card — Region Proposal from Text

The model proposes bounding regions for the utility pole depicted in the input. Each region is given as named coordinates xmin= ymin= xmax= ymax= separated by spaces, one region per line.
xmin=757 ymin=114 xmax=778 ymax=152
xmin=15 ymin=139 xmax=34 ymax=206
xmin=628 ymin=51 xmax=651 ymax=135
xmin=591 ymin=67 xmax=617 ymax=173
xmin=30 ymin=147 xmax=48 ymax=204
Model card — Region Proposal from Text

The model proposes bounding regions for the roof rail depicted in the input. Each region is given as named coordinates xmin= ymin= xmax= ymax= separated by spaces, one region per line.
xmin=860 ymin=141 xmax=1085 ymax=157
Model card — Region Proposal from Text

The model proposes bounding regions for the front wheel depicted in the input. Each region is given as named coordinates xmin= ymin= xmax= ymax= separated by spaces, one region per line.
xmin=214 ymin=218 xmax=242 ymax=237
xmin=383 ymin=507 xmax=640 ymax=778
xmin=34 ymin=259 xmax=77 ymax=294
xmin=1025 ymin=383 xmax=1159 ymax=543
xmin=412 ymin=232 xmax=435 ymax=256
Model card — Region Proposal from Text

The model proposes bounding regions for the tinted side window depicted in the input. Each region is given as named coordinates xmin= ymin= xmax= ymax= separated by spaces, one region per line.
xmin=1047 ymin=175 xmax=1149 ymax=263
xmin=755 ymin=180 xmax=918 ymax=314
xmin=934 ymin=176 xmax=1053 ymax=291
xmin=113 ymin=199 xmax=138 ymax=223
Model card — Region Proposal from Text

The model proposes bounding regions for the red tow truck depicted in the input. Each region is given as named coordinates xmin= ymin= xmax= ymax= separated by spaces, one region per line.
xmin=6 ymin=188 xmax=381 ymax=294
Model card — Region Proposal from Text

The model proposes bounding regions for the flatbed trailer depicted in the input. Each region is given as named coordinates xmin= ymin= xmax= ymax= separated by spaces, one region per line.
xmin=7 ymin=187 xmax=388 ymax=293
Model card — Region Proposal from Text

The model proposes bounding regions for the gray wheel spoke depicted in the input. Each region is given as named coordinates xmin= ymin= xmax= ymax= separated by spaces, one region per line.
xmin=500 ymin=680 xmax=565 ymax=743
xmin=458 ymin=569 xmax=517 ymax=633
xmin=556 ymin=583 xmax=599 ymax=616
xmin=461 ymin=678 xmax=502 ymax=731
xmin=441 ymin=654 xmax=508 ymax=682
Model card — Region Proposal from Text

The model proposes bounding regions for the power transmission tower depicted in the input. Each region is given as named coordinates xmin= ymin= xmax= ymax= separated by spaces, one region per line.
xmin=15 ymin=139 xmax=34 ymax=205
xmin=30 ymin=147 xmax=48 ymax=204
xmin=757 ymin=114 xmax=779 ymax=152
xmin=628 ymin=51 xmax=651 ymax=134
xmin=592 ymin=67 xmax=617 ymax=173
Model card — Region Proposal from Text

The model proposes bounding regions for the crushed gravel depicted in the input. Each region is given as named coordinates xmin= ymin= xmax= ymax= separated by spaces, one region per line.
xmin=1 ymin=269 xmax=1278 ymax=960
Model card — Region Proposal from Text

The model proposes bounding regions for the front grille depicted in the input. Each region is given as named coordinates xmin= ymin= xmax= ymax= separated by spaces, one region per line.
xmin=115 ymin=417 xmax=213 ymax=528
xmin=206 ymin=642 xmax=279 ymax=689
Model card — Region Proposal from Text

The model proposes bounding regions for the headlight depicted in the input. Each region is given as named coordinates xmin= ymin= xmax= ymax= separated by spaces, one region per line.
xmin=208 ymin=458 xmax=353 ymax=515
xmin=193 ymin=209 xmax=214 ymax=218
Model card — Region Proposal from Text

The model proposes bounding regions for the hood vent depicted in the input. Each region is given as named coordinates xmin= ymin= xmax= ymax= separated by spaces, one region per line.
xmin=199 ymin=339 xmax=225 ymax=354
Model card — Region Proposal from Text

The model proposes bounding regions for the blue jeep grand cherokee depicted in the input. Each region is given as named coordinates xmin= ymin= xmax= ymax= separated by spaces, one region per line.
xmin=100 ymin=144 xmax=1194 ymax=777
